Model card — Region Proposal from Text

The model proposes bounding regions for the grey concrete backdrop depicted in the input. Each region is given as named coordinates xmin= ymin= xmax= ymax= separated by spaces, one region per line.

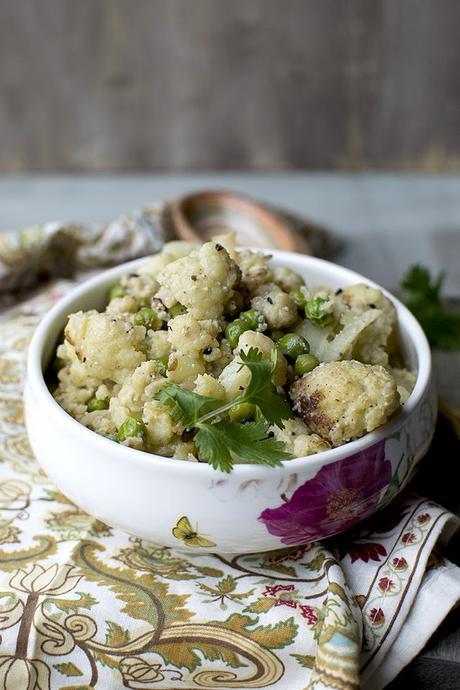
xmin=1 ymin=0 xmax=460 ymax=172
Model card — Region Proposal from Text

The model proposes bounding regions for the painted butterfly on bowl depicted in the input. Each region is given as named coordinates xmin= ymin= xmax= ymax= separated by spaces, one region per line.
xmin=172 ymin=515 xmax=216 ymax=548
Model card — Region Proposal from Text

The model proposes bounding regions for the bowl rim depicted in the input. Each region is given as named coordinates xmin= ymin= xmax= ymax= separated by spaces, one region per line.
xmin=26 ymin=249 xmax=432 ymax=478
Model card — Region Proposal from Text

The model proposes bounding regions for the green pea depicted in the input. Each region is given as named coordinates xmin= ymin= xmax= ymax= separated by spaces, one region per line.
xmin=278 ymin=333 xmax=310 ymax=361
xmin=229 ymin=402 xmax=256 ymax=423
xmin=239 ymin=309 xmax=266 ymax=331
xmin=117 ymin=417 xmax=147 ymax=443
xmin=305 ymin=297 xmax=333 ymax=327
xmin=295 ymin=353 xmax=320 ymax=376
xmin=137 ymin=296 xmax=151 ymax=308
xmin=270 ymin=330 xmax=285 ymax=343
xmin=86 ymin=396 xmax=109 ymax=412
xmin=290 ymin=288 xmax=307 ymax=308
xmin=52 ymin=356 xmax=66 ymax=373
xmin=168 ymin=303 xmax=187 ymax=318
xmin=133 ymin=307 xmax=161 ymax=330
xmin=154 ymin=356 xmax=168 ymax=376
xmin=225 ymin=319 xmax=250 ymax=349
xmin=109 ymin=284 xmax=126 ymax=301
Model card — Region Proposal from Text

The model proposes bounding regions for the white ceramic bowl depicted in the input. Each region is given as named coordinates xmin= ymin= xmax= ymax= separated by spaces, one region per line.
xmin=25 ymin=251 xmax=436 ymax=553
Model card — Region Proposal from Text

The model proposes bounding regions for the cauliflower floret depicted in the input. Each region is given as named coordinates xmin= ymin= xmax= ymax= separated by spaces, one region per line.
xmin=389 ymin=367 xmax=416 ymax=404
xmin=211 ymin=232 xmax=237 ymax=258
xmin=106 ymin=294 xmax=139 ymax=315
xmin=236 ymin=250 xmax=273 ymax=292
xmin=337 ymin=285 xmax=397 ymax=366
xmin=120 ymin=272 xmax=159 ymax=302
xmin=109 ymin=361 xmax=166 ymax=426
xmin=167 ymin=314 xmax=220 ymax=355
xmin=166 ymin=353 xmax=205 ymax=387
xmin=80 ymin=410 xmax=117 ymax=436
xmin=269 ymin=418 xmax=330 ymax=457
xmin=194 ymin=374 xmax=226 ymax=400
xmin=146 ymin=330 xmax=170 ymax=360
xmin=272 ymin=266 xmax=304 ymax=293
xmin=165 ymin=315 xmax=222 ymax=386
xmin=156 ymin=241 xmax=240 ymax=319
xmin=290 ymin=360 xmax=400 ymax=446
xmin=139 ymin=241 xmax=197 ymax=277
xmin=251 ymin=283 xmax=298 ymax=329
xmin=143 ymin=400 xmax=178 ymax=448
xmin=219 ymin=330 xmax=287 ymax=400
xmin=63 ymin=310 xmax=146 ymax=386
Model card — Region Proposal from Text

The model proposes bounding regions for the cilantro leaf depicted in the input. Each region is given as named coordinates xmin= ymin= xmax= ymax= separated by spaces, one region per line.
xmin=238 ymin=347 xmax=294 ymax=427
xmin=156 ymin=384 xmax=222 ymax=427
xmin=401 ymin=265 xmax=460 ymax=350
xmin=155 ymin=348 xmax=294 ymax=472
xmin=195 ymin=420 xmax=291 ymax=473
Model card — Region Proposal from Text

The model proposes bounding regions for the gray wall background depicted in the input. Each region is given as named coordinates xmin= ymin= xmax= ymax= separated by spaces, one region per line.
xmin=0 ymin=0 xmax=459 ymax=172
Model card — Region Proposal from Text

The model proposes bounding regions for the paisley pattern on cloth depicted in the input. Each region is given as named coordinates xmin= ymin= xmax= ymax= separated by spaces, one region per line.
xmin=0 ymin=214 xmax=459 ymax=689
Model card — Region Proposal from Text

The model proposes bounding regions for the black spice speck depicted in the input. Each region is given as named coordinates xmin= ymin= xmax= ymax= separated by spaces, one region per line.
xmin=335 ymin=288 xmax=343 ymax=295
xmin=215 ymin=243 xmax=224 ymax=251
xmin=203 ymin=347 xmax=212 ymax=355
xmin=267 ymin=297 xmax=274 ymax=304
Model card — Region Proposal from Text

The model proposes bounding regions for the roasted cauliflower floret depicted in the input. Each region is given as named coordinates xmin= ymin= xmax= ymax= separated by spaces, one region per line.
xmin=290 ymin=360 xmax=400 ymax=446
xmin=62 ymin=310 xmax=146 ymax=386
xmin=272 ymin=266 xmax=304 ymax=293
xmin=269 ymin=418 xmax=330 ymax=457
xmin=337 ymin=284 xmax=397 ymax=366
xmin=109 ymin=361 xmax=166 ymax=427
xmin=156 ymin=241 xmax=240 ymax=319
xmin=251 ymin=283 xmax=298 ymax=329
xmin=236 ymin=250 xmax=272 ymax=292
xmin=389 ymin=367 xmax=416 ymax=404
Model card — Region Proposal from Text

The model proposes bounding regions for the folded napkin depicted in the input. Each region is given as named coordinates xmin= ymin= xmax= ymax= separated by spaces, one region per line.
xmin=0 ymin=208 xmax=459 ymax=690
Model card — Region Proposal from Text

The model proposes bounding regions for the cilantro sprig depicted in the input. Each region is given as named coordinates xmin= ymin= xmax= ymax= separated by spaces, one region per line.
xmin=401 ymin=266 xmax=460 ymax=350
xmin=156 ymin=347 xmax=293 ymax=473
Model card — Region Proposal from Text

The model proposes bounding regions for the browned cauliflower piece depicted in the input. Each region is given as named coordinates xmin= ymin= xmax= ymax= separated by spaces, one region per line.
xmin=236 ymin=250 xmax=273 ymax=292
xmin=269 ymin=418 xmax=330 ymax=457
xmin=336 ymin=284 xmax=397 ymax=366
xmin=250 ymin=283 xmax=298 ymax=329
xmin=290 ymin=360 xmax=400 ymax=446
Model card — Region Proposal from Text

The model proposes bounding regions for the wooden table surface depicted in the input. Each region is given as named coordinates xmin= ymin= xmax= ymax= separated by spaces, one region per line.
xmin=0 ymin=173 xmax=459 ymax=688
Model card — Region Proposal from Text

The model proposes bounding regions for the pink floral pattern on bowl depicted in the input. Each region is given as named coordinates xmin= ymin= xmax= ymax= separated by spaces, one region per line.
xmin=258 ymin=441 xmax=392 ymax=545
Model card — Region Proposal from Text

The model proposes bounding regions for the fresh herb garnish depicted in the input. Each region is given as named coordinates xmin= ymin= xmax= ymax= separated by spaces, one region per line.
xmin=155 ymin=347 xmax=293 ymax=472
xmin=401 ymin=266 xmax=460 ymax=350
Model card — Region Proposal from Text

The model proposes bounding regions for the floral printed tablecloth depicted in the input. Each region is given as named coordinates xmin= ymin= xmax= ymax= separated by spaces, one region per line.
xmin=0 ymin=209 xmax=459 ymax=690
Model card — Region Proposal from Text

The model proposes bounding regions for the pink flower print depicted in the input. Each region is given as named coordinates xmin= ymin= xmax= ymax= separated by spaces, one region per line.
xmin=259 ymin=441 xmax=392 ymax=545
xmin=378 ymin=577 xmax=395 ymax=593
xmin=401 ymin=532 xmax=416 ymax=544
xmin=262 ymin=584 xmax=295 ymax=597
xmin=392 ymin=557 xmax=408 ymax=571
xmin=417 ymin=513 xmax=431 ymax=524
xmin=299 ymin=604 xmax=318 ymax=624
xmin=275 ymin=598 xmax=297 ymax=609
xmin=347 ymin=542 xmax=387 ymax=564
xmin=369 ymin=607 xmax=385 ymax=626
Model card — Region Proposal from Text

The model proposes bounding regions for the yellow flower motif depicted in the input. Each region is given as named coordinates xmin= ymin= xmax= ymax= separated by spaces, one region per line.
xmin=120 ymin=656 xmax=182 ymax=686
xmin=0 ymin=478 xmax=30 ymax=511
xmin=9 ymin=563 xmax=81 ymax=596
xmin=0 ymin=656 xmax=50 ymax=690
